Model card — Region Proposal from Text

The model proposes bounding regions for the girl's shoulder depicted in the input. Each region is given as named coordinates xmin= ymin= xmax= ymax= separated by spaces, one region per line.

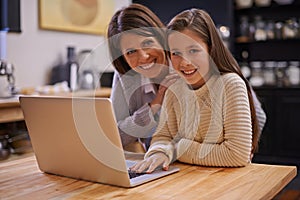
xmin=219 ymin=73 xmax=247 ymax=95
xmin=221 ymin=73 xmax=245 ymax=86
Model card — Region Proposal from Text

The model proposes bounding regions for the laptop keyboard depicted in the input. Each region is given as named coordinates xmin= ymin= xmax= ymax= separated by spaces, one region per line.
xmin=128 ymin=170 xmax=147 ymax=179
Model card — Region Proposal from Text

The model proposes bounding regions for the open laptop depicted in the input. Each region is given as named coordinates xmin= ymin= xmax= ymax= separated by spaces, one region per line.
xmin=19 ymin=96 xmax=179 ymax=187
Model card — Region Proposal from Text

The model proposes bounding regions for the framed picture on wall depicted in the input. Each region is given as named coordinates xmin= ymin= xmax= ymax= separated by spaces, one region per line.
xmin=38 ymin=0 xmax=115 ymax=35
xmin=8 ymin=0 xmax=21 ymax=32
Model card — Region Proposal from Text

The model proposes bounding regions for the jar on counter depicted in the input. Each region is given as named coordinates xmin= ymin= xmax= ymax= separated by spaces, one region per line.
xmin=283 ymin=18 xmax=299 ymax=39
xmin=263 ymin=61 xmax=276 ymax=86
xmin=250 ymin=61 xmax=264 ymax=87
xmin=255 ymin=0 xmax=271 ymax=7
xmin=275 ymin=61 xmax=289 ymax=87
xmin=254 ymin=16 xmax=267 ymax=41
xmin=287 ymin=61 xmax=300 ymax=86
xmin=235 ymin=0 xmax=253 ymax=9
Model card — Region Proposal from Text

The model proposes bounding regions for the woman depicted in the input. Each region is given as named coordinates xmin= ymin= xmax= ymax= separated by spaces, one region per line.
xmin=131 ymin=8 xmax=266 ymax=172
xmin=107 ymin=3 xmax=179 ymax=151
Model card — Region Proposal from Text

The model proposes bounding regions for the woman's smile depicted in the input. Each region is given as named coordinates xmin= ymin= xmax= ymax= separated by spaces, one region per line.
xmin=120 ymin=33 xmax=167 ymax=78
xmin=139 ymin=62 xmax=155 ymax=70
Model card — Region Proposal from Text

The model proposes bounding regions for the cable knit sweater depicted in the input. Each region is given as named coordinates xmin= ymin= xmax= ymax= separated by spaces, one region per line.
xmin=145 ymin=73 xmax=253 ymax=167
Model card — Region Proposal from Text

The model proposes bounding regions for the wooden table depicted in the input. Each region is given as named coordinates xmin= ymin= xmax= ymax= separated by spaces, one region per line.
xmin=0 ymin=88 xmax=112 ymax=123
xmin=0 ymin=97 xmax=23 ymax=123
xmin=0 ymin=155 xmax=296 ymax=200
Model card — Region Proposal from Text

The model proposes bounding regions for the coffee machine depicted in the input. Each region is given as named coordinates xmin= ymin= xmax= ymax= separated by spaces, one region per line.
xmin=0 ymin=60 xmax=15 ymax=97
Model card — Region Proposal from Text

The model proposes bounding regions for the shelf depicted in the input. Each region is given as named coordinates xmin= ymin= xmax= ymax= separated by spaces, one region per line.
xmin=254 ymin=86 xmax=300 ymax=91
xmin=235 ymin=38 xmax=300 ymax=44
xmin=234 ymin=39 xmax=300 ymax=61
xmin=235 ymin=0 xmax=300 ymax=14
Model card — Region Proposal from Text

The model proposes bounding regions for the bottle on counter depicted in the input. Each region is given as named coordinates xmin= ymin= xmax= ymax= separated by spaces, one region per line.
xmin=66 ymin=46 xmax=79 ymax=91
xmin=50 ymin=46 xmax=79 ymax=91
xmin=274 ymin=22 xmax=284 ymax=40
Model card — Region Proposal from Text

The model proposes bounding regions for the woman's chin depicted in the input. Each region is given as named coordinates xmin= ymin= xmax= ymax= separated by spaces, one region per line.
xmin=140 ymin=68 xmax=164 ymax=79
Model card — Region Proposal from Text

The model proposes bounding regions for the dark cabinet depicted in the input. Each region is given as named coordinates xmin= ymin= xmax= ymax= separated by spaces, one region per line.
xmin=253 ymin=87 xmax=300 ymax=167
xmin=233 ymin=0 xmax=300 ymax=62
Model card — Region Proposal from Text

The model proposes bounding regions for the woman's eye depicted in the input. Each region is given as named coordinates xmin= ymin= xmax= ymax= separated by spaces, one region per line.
xmin=171 ymin=51 xmax=181 ymax=56
xmin=143 ymin=40 xmax=154 ymax=47
xmin=126 ymin=49 xmax=136 ymax=55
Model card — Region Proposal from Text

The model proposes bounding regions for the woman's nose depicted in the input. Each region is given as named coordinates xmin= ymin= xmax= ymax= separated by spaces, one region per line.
xmin=139 ymin=49 xmax=150 ymax=60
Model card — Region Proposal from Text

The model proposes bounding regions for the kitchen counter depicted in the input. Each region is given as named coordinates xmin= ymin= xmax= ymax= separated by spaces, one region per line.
xmin=0 ymin=87 xmax=112 ymax=123
xmin=0 ymin=154 xmax=297 ymax=199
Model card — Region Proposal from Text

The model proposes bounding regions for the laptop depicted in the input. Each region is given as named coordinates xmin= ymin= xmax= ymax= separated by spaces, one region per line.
xmin=19 ymin=96 xmax=179 ymax=187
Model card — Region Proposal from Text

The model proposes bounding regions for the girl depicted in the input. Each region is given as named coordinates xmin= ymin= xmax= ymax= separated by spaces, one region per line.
xmin=131 ymin=8 xmax=265 ymax=172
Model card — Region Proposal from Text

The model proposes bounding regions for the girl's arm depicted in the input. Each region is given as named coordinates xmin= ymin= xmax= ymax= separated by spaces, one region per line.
xmin=177 ymin=75 xmax=252 ymax=167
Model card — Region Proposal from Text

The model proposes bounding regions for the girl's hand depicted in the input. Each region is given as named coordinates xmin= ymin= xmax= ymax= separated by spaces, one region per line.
xmin=130 ymin=152 xmax=169 ymax=173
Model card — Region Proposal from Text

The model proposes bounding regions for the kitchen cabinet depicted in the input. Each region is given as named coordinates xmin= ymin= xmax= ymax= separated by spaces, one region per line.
xmin=235 ymin=2 xmax=300 ymax=168
xmin=233 ymin=0 xmax=300 ymax=62
xmin=253 ymin=87 xmax=300 ymax=167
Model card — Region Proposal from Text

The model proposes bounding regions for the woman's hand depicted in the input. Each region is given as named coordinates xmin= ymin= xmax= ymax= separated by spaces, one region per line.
xmin=130 ymin=152 xmax=169 ymax=173
xmin=150 ymin=73 xmax=179 ymax=114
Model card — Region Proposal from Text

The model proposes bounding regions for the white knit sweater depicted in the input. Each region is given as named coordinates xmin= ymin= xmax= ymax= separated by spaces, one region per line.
xmin=145 ymin=73 xmax=252 ymax=167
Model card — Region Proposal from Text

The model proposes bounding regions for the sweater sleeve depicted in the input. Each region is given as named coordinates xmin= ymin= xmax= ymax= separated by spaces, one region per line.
xmin=110 ymin=72 xmax=158 ymax=147
xmin=176 ymin=74 xmax=252 ymax=167
xmin=144 ymin=90 xmax=178 ymax=164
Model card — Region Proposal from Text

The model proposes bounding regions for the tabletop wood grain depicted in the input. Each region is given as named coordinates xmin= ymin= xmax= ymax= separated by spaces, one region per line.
xmin=0 ymin=155 xmax=297 ymax=200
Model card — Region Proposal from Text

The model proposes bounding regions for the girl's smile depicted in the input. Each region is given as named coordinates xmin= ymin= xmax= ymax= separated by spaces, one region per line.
xmin=168 ymin=29 xmax=211 ymax=89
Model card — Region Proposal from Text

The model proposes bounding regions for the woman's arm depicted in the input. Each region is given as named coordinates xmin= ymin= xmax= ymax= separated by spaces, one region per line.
xmin=110 ymin=72 xmax=158 ymax=147
xmin=250 ymin=87 xmax=267 ymax=137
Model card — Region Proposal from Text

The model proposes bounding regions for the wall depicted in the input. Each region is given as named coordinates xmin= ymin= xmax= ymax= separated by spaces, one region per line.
xmin=6 ymin=0 xmax=130 ymax=88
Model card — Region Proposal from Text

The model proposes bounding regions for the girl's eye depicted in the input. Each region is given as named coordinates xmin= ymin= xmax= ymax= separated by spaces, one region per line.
xmin=189 ymin=49 xmax=201 ymax=54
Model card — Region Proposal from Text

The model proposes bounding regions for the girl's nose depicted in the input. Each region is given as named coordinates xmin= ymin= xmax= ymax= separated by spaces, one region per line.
xmin=181 ymin=57 xmax=192 ymax=66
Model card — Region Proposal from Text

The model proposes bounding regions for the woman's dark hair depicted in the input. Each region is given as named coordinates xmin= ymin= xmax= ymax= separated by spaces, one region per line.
xmin=167 ymin=9 xmax=260 ymax=153
xmin=107 ymin=3 xmax=167 ymax=74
